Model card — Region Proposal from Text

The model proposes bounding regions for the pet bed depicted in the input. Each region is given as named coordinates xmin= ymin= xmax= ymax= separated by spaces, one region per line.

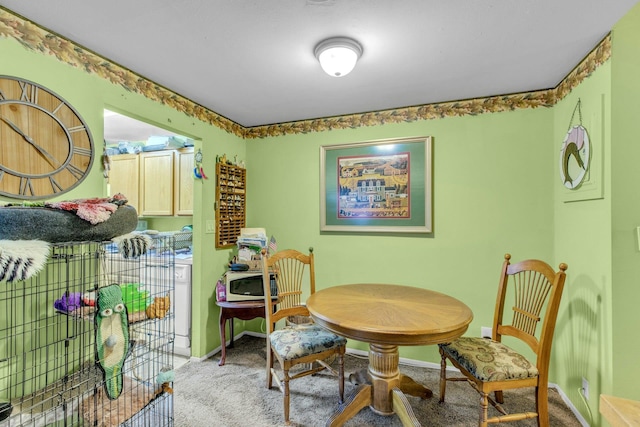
xmin=0 ymin=205 xmax=137 ymax=243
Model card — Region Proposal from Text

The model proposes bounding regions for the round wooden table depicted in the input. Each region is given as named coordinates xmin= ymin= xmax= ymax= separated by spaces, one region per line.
xmin=307 ymin=283 xmax=473 ymax=427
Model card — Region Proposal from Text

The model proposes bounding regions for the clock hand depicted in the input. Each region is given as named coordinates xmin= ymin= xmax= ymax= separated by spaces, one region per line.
xmin=0 ymin=115 xmax=60 ymax=168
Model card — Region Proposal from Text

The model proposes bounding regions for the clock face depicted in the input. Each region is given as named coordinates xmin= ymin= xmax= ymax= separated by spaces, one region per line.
xmin=559 ymin=125 xmax=590 ymax=190
xmin=0 ymin=76 xmax=94 ymax=199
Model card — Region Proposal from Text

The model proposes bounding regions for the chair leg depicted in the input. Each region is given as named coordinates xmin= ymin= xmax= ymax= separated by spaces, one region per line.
xmin=536 ymin=385 xmax=550 ymax=427
xmin=266 ymin=346 xmax=273 ymax=389
xmin=494 ymin=390 xmax=504 ymax=404
xmin=283 ymin=368 xmax=291 ymax=425
xmin=338 ymin=353 xmax=345 ymax=404
xmin=439 ymin=348 xmax=447 ymax=403
xmin=479 ymin=391 xmax=489 ymax=427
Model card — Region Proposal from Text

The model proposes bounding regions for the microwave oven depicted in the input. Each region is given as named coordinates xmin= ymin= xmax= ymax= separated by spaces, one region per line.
xmin=225 ymin=271 xmax=277 ymax=302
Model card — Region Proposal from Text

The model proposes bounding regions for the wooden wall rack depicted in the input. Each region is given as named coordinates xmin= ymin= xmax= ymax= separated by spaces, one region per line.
xmin=215 ymin=162 xmax=246 ymax=248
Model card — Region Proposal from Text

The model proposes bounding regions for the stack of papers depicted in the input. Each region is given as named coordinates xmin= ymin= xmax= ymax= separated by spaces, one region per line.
xmin=236 ymin=228 xmax=267 ymax=248
xmin=236 ymin=228 xmax=267 ymax=261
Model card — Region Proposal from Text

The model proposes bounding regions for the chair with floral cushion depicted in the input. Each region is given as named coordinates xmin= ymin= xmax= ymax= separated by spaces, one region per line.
xmin=261 ymin=248 xmax=346 ymax=426
xmin=438 ymin=253 xmax=567 ymax=427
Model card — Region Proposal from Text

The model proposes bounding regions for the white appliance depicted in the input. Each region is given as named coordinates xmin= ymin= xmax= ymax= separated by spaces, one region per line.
xmin=104 ymin=252 xmax=192 ymax=357
xmin=145 ymin=258 xmax=192 ymax=357
xmin=224 ymin=271 xmax=276 ymax=302
xmin=173 ymin=259 xmax=192 ymax=356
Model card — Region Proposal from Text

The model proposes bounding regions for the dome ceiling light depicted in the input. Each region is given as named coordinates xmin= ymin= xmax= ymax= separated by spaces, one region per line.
xmin=314 ymin=37 xmax=363 ymax=77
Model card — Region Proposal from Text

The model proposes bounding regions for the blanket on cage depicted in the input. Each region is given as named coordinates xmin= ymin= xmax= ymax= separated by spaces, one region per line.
xmin=45 ymin=193 xmax=128 ymax=225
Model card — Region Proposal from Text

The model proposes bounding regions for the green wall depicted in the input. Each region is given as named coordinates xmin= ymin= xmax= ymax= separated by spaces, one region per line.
xmin=3 ymin=5 xmax=640 ymax=424
xmin=611 ymin=0 xmax=640 ymax=403
xmin=246 ymin=108 xmax=555 ymax=361
xmin=553 ymin=61 xmax=612 ymax=426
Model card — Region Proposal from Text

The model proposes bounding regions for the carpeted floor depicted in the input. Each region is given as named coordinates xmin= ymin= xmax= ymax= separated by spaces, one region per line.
xmin=174 ymin=335 xmax=583 ymax=427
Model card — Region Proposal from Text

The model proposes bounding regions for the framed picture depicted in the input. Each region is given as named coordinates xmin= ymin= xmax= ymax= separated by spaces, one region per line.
xmin=320 ymin=136 xmax=432 ymax=233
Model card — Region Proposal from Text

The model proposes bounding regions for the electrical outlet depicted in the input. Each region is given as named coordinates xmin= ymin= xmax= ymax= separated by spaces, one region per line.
xmin=205 ymin=220 xmax=215 ymax=234
xmin=582 ymin=377 xmax=589 ymax=400
xmin=481 ymin=326 xmax=492 ymax=339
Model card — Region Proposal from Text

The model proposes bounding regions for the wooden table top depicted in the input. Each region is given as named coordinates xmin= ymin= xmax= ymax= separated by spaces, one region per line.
xmin=307 ymin=283 xmax=473 ymax=346
xmin=600 ymin=394 xmax=640 ymax=426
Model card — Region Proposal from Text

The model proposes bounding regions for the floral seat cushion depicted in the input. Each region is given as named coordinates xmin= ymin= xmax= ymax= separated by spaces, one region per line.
xmin=269 ymin=324 xmax=346 ymax=361
xmin=439 ymin=337 xmax=538 ymax=382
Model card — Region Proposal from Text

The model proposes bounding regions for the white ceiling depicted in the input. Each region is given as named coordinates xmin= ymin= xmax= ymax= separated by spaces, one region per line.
xmin=1 ymin=0 xmax=638 ymax=128
xmin=103 ymin=110 xmax=183 ymax=143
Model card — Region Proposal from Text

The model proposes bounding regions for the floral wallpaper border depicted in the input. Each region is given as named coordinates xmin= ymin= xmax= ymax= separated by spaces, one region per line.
xmin=0 ymin=7 xmax=610 ymax=140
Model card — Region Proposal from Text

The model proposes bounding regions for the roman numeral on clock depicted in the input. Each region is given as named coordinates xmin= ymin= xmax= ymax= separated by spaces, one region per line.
xmin=19 ymin=177 xmax=34 ymax=196
xmin=19 ymin=82 xmax=38 ymax=104
xmin=73 ymin=147 xmax=92 ymax=157
xmin=49 ymin=176 xmax=63 ymax=193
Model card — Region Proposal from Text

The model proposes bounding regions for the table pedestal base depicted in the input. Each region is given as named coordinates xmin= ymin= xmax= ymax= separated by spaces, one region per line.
xmin=326 ymin=344 xmax=432 ymax=427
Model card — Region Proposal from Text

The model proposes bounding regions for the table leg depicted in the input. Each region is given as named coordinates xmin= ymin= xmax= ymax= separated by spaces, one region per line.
xmin=399 ymin=373 xmax=433 ymax=399
xmin=369 ymin=344 xmax=422 ymax=425
xmin=326 ymin=384 xmax=372 ymax=427
xmin=218 ymin=309 xmax=227 ymax=366
xmin=392 ymin=388 xmax=422 ymax=427
xmin=368 ymin=343 xmax=401 ymax=415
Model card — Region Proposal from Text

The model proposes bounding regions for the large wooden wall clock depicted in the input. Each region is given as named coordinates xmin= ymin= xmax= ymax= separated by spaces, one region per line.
xmin=0 ymin=76 xmax=94 ymax=199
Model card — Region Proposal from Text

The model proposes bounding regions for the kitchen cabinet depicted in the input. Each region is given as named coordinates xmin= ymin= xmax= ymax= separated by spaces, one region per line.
xmin=139 ymin=150 xmax=174 ymax=216
xmin=109 ymin=148 xmax=194 ymax=217
xmin=109 ymin=153 xmax=140 ymax=212
xmin=174 ymin=148 xmax=194 ymax=216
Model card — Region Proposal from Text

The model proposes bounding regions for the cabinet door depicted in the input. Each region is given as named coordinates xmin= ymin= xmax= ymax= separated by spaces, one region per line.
xmin=174 ymin=148 xmax=194 ymax=216
xmin=109 ymin=154 xmax=139 ymax=213
xmin=139 ymin=151 xmax=174 ymax=216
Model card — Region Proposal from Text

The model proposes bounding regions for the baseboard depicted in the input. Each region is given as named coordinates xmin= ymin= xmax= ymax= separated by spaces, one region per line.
xmin=191 ymin=330 xmax=264 ymax=362
xmin=193 ymin=331 xmax=590 ymax=426
xmin=549 ymin=382 xmax=590 ymax=427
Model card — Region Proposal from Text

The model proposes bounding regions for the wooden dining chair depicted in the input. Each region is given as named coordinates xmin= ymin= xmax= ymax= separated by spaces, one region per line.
xmin=261 ymin=248 xmax=346 ymax=426
xmin=438 ymin=253 xmax=567 ymax=427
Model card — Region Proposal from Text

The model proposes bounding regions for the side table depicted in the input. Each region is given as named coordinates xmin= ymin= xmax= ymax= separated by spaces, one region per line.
xmin=215 ymin=299 xmax=276 ymax=366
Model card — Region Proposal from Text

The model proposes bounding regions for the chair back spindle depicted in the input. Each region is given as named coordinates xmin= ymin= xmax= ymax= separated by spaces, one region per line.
xmin=262 ymin=249 xmax=315 ymax=332
xmin=494 ymin=255 xmax=567 ymax=361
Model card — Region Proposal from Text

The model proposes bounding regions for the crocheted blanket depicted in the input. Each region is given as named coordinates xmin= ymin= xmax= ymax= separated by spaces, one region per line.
xmin=45 ymin=193 xmax=128 ymax=225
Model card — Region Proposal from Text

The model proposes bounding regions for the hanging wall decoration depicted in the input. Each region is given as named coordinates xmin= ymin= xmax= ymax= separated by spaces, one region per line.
xmin=193 ymin=149 xmax=207 ymax=179
xmin=560 ymin=95 xmax=605 ymax=203
xmin=559 ymin=99 xmax=590 ymax=190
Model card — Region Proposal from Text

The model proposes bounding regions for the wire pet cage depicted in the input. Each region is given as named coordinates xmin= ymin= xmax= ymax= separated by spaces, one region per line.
xmin=0 ymin=236 xmax=175 ymax=427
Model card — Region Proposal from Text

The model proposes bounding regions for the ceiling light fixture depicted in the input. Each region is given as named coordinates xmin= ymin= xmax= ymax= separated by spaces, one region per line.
xmin=314 ymin=37 xmax=363 ymax=77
